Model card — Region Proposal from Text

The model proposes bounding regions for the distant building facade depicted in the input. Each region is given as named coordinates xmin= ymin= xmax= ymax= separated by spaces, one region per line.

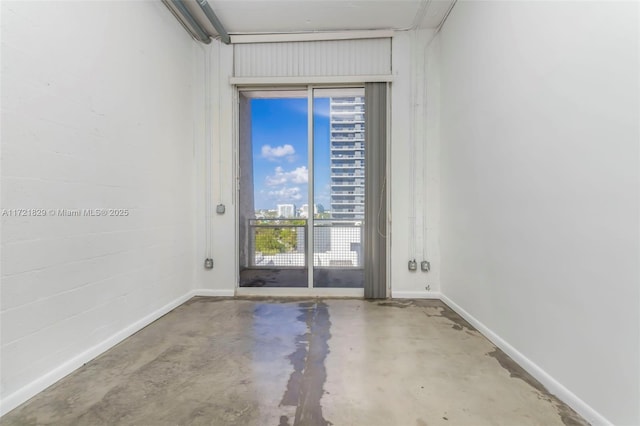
xmin=330 ymin=96 xmax=365 ymax=220
xmin=277 ymin=204 xmax=296 ymax=218
xmin=298 ymin=203 xmax=318 ymax=218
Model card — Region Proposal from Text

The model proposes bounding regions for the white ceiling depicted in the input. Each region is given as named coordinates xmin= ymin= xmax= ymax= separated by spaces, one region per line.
xmin=192 ymin=0 xmax=455 ymax=35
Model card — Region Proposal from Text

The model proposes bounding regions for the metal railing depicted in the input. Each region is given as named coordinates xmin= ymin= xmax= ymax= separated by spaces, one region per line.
xmin=331 ymin=157 xmax=364 ymax=161
xmin=331 ymin=182 xmax=364 ymax=187
xmin=249 ymin=219 xmax=306 ymax=268
xmin=332 ymin=190 xmax=364 ymax=195
xmin=248 ymin=219 xmax=364 ymax=269
xmin=331 ymin=172 xmax=364 ymax=177
xmin=331 ymin=119 xmax=364 ymax=124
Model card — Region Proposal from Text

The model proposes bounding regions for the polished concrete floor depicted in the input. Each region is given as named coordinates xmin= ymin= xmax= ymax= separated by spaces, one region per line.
xmin=1 ymin=298 xmax=587 ymax=426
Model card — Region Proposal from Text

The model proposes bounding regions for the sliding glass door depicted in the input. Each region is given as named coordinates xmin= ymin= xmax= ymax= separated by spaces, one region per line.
xmin=238 ymin=87 xmax=365 ymax=290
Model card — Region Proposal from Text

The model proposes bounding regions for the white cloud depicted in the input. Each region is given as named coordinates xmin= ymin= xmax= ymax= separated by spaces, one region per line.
xmin=261 ymin=144 xmax=295 ymax=161
xmin=313 ymin=108 xmax=331 ymax=118
xmin=266 ymin=166 xmax=308 ymax=186
xmin=268 ymin=187 xmax=303 ymax=201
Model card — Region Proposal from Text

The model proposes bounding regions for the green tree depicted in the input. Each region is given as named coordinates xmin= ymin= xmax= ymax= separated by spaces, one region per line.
xmin=255 ymin=225 xmax=301 ymax=254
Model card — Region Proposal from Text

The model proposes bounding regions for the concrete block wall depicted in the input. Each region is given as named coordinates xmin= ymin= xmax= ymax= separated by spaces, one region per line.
xmin=1 ymin=0 xmax=197 ymax=412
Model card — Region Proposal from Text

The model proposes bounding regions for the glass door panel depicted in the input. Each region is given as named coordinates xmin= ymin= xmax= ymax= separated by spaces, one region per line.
xmin=312 ymin=88 xmax=365 ymax=288
xmin=238 ymin=90 xmax=309 ymax=288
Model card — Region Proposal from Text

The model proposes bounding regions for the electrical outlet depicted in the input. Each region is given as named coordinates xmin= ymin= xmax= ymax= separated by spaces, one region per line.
xmin=408 ymin=259 xmax=417 ymax=271
xmin=216 ymin=204 xmax=225 ymax=214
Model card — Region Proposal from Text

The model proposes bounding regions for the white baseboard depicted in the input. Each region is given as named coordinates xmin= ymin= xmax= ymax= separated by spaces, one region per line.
xmin=391 ymin=290 xmax=442 ymax=299
xmin=439 ymin=294 xmax=612 ymax=426
xmin=0 ymin=291 xmax=194 ymax=417
xmin=191 ymin=288 xmax=235 ymax=297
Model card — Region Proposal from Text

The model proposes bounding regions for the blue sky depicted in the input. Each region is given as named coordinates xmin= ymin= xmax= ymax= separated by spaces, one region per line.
xmin=251 ymin=97 xmax=330 ymax=210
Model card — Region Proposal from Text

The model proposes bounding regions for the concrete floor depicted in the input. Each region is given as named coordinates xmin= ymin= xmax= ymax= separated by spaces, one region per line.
xmin=1 ymin=298 xmax=588 ymax=426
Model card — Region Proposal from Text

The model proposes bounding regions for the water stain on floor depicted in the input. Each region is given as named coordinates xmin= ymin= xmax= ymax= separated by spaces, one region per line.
xmin=487 ymin=348 xmax=588 ymax=426
xmin=280 ymin=302 xmax=332 ymax=426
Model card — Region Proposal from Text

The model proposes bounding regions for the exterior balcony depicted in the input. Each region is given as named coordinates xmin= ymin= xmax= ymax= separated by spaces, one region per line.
xmin=331 ymin=172 xmax=364 ymax=177
xmin=332 ymin=190 xmax=364 ymax=195
xmin=331 ymin=163 xmax=362 ymax=169
xmin=332 ymin=208 xmax=364 ymax=214
xmin=331 ymin=144 xmax=362 ymax=150
xmin=331 ymin=201 xmax=365 ymax=206
xmin=331 ymin=119 xmax=365 ymax=124
xmin=331 ymin=134 xmax=364 ymax=140
xmin=330 ymin=98 xmax=364 ymax=106
xmin=330 ymin=109 xmax=364 ymax=114
xmin=331 ymin=154 xmax=364 ymax=160
xmin=330 ymin=182 xmax=364 ymax=187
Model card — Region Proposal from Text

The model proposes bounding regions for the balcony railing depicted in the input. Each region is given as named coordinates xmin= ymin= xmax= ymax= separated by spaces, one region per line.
xmin=331 ymin=129 xmax=363 ymax=133
xmin=332 ymin=168 xmax=362 ymax=172
xmin=331 ymin=107 xmax=364 ymax=113
xmin=248 ymin=219 xmax=364 ymax=269
xmin=330 ymin=98 xmax=364 ymax=105
xmin=331 ymin=172 xmax=364 ymax=177
xmin=331 ymin=144 xmax=362 ymax=149
xmin=332 ymin=190 xmax=364 ymax=195
xmin=330 ymin=117 xmax=362 ymax=123
xmin=331 ymin=154 xmax=364 ymax=159
xmin=249 ymin=219 xmax=306 ymax=268
xmin=331 ymin=200 xmax=364 ymax=205
xmin=331 ymin=182 xmax=364 ymax=187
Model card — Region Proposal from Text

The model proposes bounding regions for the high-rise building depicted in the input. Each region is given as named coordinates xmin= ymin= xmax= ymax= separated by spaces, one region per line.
xmin=276 ymin=204 xmax=296 ymax=218
xmin=329 ymin=96 xmax=365 ymax=220
xmin=298 ymin=203 xmax=318 ymax=218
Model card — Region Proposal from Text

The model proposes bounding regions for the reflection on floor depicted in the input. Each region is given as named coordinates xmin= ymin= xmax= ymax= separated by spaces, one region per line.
xmin=239 ymin=268 xmax=364 ymax=288
xmin=1 ymin=298 xmax=588 ymax=426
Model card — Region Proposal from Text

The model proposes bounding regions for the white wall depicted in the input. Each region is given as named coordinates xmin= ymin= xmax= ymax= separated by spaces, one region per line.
xmin=1 ymin=0 xmax=196 ymax=413
xmin=438 ymin=1 xmax=639 ymax=424
xmin=200 ymin=35 xmax=443 ymax=297
xmin=193 ymin=41 xmax=236 ymax=294
xmin=390 ymin=30 xmax=441 ymax=298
